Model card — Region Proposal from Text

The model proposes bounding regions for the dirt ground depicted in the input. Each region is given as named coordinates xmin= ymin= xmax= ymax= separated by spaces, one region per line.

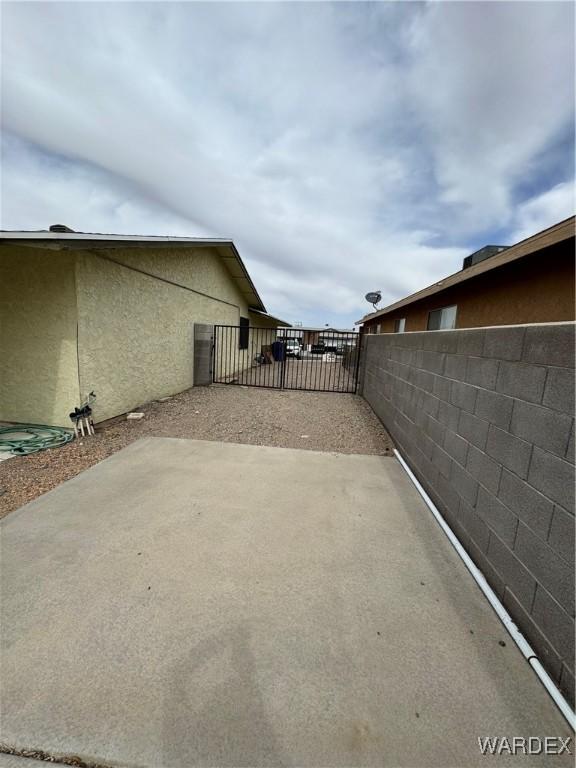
xmin=0 ymin=385 xmax=393 ymax=518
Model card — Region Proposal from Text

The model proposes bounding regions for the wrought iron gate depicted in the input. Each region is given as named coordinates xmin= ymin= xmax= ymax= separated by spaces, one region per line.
xmin=212 ymin=326 xmax=361 ymax=393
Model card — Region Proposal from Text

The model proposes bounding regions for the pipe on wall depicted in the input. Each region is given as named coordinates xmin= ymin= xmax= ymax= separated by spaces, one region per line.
xmin=394 ymin=448 xmax=576 ymax=731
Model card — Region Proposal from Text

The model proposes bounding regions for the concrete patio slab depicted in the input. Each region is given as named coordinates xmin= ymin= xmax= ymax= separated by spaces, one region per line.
xmin=1 ymin=438 xmax=572 ymax=767
xmin=0 ymin=755 xmax=47 ymax=767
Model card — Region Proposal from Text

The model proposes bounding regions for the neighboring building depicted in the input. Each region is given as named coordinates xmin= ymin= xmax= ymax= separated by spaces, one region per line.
xmin=0 ymin=226 xmax=289 ymax=427
xmin=357 ymin=216 xmax=575 ymax=334
xmin=279 ymin=327 xmax=357 ymax=348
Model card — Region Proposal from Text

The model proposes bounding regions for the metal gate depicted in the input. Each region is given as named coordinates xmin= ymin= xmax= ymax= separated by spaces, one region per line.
xmin=212 ymin=326 xmax=361 ymax=393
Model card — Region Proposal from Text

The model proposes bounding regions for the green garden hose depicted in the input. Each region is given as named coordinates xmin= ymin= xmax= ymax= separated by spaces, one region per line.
xmin=0 ymin=425 xmax=74 ymax=456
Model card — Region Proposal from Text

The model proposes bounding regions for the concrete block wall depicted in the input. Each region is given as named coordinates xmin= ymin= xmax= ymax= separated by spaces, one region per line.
xmin=193 ymin=323 xmax=214 ymax=386
xmin=360 ymin=323 xmax=575 ymax=705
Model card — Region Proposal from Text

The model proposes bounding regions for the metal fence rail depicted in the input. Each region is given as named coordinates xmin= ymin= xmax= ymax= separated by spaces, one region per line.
xmin=212 ymin=326 xmax=361 ymax=393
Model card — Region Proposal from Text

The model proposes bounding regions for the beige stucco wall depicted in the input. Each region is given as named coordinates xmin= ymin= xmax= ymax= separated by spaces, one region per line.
xmin=93 ymin=245 xmax=249 ymax=308
xmin=0 ymin=242 xmax=279 ymax=427
xmin=75 ymin=247 xmax=251 ymax=422
xmin=0 ymin=245 xmax=80 ymax=427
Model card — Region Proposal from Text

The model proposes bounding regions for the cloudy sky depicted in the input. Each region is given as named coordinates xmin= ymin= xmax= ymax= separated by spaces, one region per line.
xmin=1 ymin=1 xmax=574 ymax=327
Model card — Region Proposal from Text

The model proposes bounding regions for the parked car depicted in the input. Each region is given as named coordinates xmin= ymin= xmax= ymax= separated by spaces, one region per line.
xmin=285 ymin=340 xmax=302 ymax=359
xmin=324 ymin=344 xmax=345 ymax=356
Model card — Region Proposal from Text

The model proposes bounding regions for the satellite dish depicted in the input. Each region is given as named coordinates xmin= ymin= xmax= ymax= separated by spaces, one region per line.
xmin=365 ymin=291 xmax=382 ymax=310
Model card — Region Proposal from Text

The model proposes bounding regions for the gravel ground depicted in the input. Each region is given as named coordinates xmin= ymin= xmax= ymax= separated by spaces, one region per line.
xmin=0 ymin=385 xmax=393 ymax=518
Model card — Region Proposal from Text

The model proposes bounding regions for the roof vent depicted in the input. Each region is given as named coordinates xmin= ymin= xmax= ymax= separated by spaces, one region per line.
xmin=49 ymin=224 xmax=75 ymax=233
xmin=463 ymin=245 xmax=508 ymax=270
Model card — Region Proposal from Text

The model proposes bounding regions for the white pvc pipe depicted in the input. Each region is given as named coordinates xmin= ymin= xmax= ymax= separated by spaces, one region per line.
xmin=394 ymin=448 xmax=576 ymax=731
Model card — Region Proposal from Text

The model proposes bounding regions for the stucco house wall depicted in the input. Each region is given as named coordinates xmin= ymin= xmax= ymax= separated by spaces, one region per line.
xmin=1 ymin=241 xmax=278 ymax=427
xmin=0 ymin=245 xmax=80 ymax=427
xmin=92 ymin=245 xmax=250 ymax=308
xmin=75 ymin=248 xmax=251 ymax=423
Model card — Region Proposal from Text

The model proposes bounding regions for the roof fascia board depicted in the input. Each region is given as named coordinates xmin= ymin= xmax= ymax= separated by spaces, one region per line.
xmin=0 ymin=231 xmax=232 ymax=245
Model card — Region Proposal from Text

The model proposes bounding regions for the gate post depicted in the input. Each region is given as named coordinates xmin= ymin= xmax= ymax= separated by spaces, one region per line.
xmin=280 ymin=340 xmax=287 ymax=390
xmin=193 ymin=323 xmax=214 ymax=386
xmin=355 ymin=333 xmax=366 ymax=395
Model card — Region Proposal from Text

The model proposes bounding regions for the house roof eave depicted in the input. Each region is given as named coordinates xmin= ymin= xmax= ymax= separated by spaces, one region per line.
xmin=0 ymin=229 xmax=267 ymax=313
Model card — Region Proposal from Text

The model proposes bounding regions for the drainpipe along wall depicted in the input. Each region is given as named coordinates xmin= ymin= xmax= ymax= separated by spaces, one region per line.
xmin=394 ymin=448 xmax=576 ymax=731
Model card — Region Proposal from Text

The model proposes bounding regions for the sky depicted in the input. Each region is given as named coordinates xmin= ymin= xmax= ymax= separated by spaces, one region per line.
xmin=1 ymin=1 xmax=574 ymax=328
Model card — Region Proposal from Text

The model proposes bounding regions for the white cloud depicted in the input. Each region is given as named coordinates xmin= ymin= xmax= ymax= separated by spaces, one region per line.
xmin=405 ymin=1 xmax=574 ymax=232
xmin=1 ymin=1 xmax=573 ymax=326
xmin=0 ymin=134 xmax=214 ymax=238
xmin=511 ymin=181 xmax=575 ymax=243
